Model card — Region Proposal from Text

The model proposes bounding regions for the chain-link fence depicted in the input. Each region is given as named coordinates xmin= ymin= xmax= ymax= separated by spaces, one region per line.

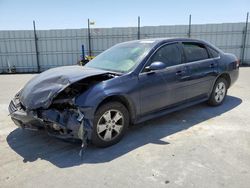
xmin=0 ymin=22 xmax=249 ymax=73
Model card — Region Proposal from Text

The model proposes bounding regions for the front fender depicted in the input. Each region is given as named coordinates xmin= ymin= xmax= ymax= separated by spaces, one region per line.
xmin=74 ymin=77 xmax=124 ymax=117
xmin=75 ymin=75 xmax=139 ymax=121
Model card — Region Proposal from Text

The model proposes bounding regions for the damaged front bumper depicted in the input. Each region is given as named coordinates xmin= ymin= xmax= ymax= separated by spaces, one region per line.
xmin=8 ymin=95 xmax=93 ymax=143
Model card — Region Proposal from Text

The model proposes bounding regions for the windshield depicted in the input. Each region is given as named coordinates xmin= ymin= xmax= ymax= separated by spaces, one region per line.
xmin=85 ymin=41 xmax=154 ymax=73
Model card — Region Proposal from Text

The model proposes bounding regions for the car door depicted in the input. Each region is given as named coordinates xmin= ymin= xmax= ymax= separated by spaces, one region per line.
xmin=138 ymin=42 xmax=189 ymax=115
xmin=181 ymin=42 xmax=218 ymax=100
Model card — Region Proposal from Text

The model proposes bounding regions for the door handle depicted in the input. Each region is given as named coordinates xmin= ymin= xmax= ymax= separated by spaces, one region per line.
xmin=176 ymin=70 xmax=184 ymax=76
xmin=209 ymin=63 xmax=215 ymax=68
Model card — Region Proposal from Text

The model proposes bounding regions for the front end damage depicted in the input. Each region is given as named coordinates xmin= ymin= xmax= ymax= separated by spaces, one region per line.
xmin=9 ymin=95 xmax=90 ymax=140
xmin=9 ymin=71 xmax=117 ymax=154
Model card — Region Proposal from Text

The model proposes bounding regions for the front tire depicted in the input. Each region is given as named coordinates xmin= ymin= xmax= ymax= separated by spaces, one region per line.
xmin=208 ymin=77 xmax=228 ymax=106
xmin=92 ymin=102 xmax=129 ymax=147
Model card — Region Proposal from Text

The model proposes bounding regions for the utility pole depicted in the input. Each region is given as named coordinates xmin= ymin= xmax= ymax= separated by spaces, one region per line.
xmin=188 ymin=14 xmax=192 ymax=38
xmin=33 ymin=20 xmax=40 ymax=72
xmin=241 ymin=12 xmax=249 ymax=65
xmin=138 ymin=16 xmax=141 ymax=40
xmin=87 ymin=19 xmax=92 ymax=57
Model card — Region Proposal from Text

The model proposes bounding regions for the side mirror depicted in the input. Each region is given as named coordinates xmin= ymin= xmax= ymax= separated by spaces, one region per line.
xmin=145 ymin=61 xmax=167 ymax=72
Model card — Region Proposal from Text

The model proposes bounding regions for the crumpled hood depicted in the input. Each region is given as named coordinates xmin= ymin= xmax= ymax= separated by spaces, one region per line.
xmin=19 ymin=66 xmax=110 ymax=110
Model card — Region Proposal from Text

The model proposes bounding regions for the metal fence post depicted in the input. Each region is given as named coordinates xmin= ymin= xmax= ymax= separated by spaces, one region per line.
xmin=33 ymin=20 xmax=40 ymax=72
xmin=188 ymin=14 xmax=192 ymax=38
xmin=87 ymin=19 xmax=92 ymax=57
xmin=241 ymin=12 xmax=249 ymax=65
xmin=138 ymin=16 xmax=141 ymax=40
xmin=81 ymin=44 xmax=85 ymax=58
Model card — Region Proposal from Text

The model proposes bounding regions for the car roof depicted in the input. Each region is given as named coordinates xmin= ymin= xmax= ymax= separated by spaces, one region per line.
xmin=120 ymin=37 xmax=221 ymax=52
xmin=119 ymin=37 xmax=209 ymax=47
xmin=135 ymin=37 xmax=207 ymax=44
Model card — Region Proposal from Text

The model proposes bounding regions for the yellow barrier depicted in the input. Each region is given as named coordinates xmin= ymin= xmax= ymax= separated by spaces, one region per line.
xmin=86 ymin=56 xmax=95 ymax=61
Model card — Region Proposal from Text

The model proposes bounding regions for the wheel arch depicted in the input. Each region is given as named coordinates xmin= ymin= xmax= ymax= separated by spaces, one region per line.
xmin=216 ymin=73 xmax=231 ymax=88
xmin=95 ymin=95 xmax=136 ymax=124
xmin=209 ymin=72 xmax=231 ymax=97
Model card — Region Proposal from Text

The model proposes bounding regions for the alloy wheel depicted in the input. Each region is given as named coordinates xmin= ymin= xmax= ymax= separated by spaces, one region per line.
xmin=214 ymin=82 xmax=226 ymax=103
xmin=97 ymin=109 xmax=124 ymax=141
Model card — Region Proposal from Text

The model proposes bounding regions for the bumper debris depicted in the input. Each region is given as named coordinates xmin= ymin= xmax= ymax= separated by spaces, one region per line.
xmin=9 ymin=95 xmax=93 ymax=157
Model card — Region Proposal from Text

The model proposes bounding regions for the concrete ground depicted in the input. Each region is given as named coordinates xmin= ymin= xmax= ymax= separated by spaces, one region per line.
xmin=0 ymin=68 xmax=250 ymax=188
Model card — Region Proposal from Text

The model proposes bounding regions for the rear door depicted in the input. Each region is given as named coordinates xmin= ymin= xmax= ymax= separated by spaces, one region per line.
xmin=138 ymin=42 xmax=189 ymax=115
xmin=181 ymin=42 xmax=218 ymax=100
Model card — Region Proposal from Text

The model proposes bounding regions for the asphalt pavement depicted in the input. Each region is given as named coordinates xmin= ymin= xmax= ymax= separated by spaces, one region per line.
xmin=0 ymin=68 xmax=250 ymax=188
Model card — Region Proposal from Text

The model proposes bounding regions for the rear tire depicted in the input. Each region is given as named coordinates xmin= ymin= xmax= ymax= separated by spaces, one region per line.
xmin=207 ymin=77 xmax=228 ymax=106
xmin=91 ymin=102 xmax=129 ymax=147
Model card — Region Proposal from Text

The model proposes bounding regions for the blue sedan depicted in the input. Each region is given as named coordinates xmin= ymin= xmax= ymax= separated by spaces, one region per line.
xmin=9 ymin=38 xmax=239 ymax=147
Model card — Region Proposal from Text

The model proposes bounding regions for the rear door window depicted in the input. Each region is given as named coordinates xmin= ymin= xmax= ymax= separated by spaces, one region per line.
xmin=183 ymin=42 xmax=209 ymax=62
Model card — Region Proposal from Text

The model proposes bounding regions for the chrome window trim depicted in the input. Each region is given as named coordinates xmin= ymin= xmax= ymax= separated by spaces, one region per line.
xmin=184 ymin=55 xmax=221 ymax=65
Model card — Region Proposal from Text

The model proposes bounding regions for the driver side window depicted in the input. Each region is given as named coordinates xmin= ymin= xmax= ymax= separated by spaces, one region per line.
xmin=149 ymin=43 xmax=182 ymax=67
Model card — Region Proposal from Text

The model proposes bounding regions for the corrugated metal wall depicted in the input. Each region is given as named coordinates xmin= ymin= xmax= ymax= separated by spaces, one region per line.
xmin=0 ymin=22 xmax=249 ymax=73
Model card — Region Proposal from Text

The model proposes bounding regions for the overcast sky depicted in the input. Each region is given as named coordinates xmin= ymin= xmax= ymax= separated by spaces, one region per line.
xmin=0 ymin=0 xmax=249 ymax=30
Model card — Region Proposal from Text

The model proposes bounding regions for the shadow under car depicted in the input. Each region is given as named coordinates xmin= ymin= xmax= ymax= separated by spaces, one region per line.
xmin=7 ymin=95 xmax=242 ymax=168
